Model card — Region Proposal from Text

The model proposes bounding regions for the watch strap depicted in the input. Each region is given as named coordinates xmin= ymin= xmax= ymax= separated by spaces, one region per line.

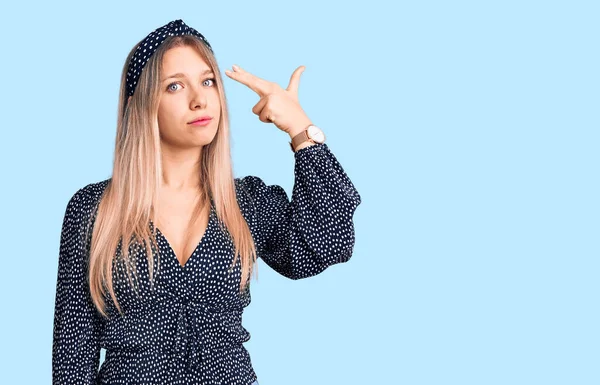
xmin=289 ymin=124 xmax=315 ymax=152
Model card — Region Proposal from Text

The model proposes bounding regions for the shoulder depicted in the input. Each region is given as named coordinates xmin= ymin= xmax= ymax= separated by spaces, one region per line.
xmin=234 ymin=175 xmax=289 ymax=217
xmin=235 ymin=175 xmax=287 ymax=198
xmin=234 ymin=175 xmax=265 ymax=198
xmin=79 ymin=178 xmax=111 ymax=200
xmin=65 ymin=178 xmax=111 ymax=218
xmin=234 ymin=176 xmax=262 ymax=210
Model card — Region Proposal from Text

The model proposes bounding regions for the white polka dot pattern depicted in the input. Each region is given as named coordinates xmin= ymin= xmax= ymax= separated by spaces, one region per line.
xmin=52 ymin=142 xmax=361 ymax=384
xmin=126 ymin=19 xmax=213 ymax=97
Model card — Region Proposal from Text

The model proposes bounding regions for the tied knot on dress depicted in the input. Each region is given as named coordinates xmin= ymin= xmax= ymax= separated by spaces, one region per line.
xmin=161 ymin=293 xmax=244 ymax=371
xmin=173 ymin=298 xmax=210 ymax=371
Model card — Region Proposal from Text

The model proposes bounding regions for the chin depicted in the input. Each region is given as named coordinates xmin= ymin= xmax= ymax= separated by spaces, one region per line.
xmin=194 ymin=135 xmax=217 ymax=147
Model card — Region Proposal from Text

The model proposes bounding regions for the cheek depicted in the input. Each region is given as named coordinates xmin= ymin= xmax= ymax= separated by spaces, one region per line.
xmin=212 ymin=100 xmax=222 ymax=121
xmin=157 ymin=102 xmax=168 ymax=123
xmin=210 ymin=89 xmax=221 ymax=105
xmin=157 ymin=102 xmax=179 ymax=126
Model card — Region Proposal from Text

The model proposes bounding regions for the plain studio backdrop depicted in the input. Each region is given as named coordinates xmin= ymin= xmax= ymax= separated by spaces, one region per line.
xmin=0 ymin=1 xmax=598 ymax=384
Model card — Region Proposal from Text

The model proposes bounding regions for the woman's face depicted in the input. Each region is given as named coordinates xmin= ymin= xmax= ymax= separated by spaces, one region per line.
xmin=156 ymin=45 xmax=221 ymax=149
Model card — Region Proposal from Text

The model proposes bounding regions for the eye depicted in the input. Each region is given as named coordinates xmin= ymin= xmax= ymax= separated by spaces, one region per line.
xmin=203 ymin=78 xmax=216 ymax=87
xmin=166 ymin=82 xmax=182 ymax=93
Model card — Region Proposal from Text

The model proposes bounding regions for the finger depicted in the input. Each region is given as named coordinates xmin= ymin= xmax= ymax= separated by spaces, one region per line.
xmin=286 ymin=65 xmax=305 ymax=95
xmin=259 ymin=107 xmax=274 ymax=124
xmin=251 ymin=96 xmax=269 ymax=116
xmin=225 ymin=65 xmax=272 ymax=97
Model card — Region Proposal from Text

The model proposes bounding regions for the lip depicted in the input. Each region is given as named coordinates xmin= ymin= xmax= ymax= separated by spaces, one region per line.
xmin=188 ymin=116 xmax=212 ymax=124
xmin=189 ymin=119 xmax=211 ymax=127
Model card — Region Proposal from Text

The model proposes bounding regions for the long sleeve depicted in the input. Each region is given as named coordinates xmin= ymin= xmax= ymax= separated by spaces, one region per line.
xmin=52 ymin=187 xmax=103 ymax=384
xmin=240 ymin=142 xmax=362 ymax=280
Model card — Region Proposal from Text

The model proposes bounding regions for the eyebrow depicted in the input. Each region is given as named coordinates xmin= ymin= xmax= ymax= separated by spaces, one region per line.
xmin=161 ymin=69 xmax=215 ymax=82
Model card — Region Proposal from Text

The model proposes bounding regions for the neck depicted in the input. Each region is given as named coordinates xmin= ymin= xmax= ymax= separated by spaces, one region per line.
xmin=160 ymin=145 xmax=203 ymax=191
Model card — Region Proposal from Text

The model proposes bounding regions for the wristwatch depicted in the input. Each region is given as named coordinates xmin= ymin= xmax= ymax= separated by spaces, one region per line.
xmin=289 ymin=124 xmax=326 ymax=152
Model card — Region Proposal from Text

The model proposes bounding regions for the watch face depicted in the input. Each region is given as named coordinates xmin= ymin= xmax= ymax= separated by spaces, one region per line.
xmin=307 ymin=125 xmax=325 ymax=143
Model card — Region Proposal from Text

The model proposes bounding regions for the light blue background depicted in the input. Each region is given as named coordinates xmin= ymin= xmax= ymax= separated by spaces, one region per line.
xmin=0 ymin=1 xmax=597 ymax=384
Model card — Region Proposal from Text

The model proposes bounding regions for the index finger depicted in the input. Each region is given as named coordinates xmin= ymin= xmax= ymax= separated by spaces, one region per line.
xmin=225 ymin=65 xmax=272 ymax=96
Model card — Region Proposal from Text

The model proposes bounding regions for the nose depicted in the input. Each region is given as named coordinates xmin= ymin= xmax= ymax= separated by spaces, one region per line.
xmin=190 ymin=85 xmax=208 ymax=110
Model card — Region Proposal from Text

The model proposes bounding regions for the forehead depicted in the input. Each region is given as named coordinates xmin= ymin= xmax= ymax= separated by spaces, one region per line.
xmin=161 ymin=45 xmax=211 ymax=73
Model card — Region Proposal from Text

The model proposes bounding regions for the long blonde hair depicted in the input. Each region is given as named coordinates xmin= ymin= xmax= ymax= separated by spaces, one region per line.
xmin=87 ymin=35 xmax=258 ymax=318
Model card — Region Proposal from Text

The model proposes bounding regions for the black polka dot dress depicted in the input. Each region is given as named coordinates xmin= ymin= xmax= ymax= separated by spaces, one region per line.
xmin=52 ymin=143 xmax=362 ymax=385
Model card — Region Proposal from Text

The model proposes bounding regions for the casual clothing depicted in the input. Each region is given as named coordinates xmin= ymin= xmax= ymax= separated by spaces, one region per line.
xmin=52 ymin=143 xmax=361 ymax=384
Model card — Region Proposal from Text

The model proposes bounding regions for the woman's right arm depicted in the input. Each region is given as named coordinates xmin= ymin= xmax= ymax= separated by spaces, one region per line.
xmin=52 ymin=187 xmax=103 ymax=384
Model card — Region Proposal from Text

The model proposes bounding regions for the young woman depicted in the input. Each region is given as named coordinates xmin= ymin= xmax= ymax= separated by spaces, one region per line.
xmin=52 ymin=19 xmax=361 ymax=385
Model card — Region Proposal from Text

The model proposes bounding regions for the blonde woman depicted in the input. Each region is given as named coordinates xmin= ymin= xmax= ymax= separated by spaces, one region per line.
xmin=52 ymin=19 xmax=362 ymax=385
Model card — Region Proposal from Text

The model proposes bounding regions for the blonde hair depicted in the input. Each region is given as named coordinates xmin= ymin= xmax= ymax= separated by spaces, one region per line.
xmin=87 ymin=35 xmax=258 ymax=318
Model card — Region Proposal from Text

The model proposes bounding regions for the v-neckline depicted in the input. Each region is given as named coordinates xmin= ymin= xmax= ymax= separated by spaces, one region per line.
xmin=151 ymin=205 xmax=214 ymax=269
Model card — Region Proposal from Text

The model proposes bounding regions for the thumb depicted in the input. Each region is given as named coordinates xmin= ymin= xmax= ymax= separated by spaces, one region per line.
xmin=286 ymin=65 xmax=305 ymax=95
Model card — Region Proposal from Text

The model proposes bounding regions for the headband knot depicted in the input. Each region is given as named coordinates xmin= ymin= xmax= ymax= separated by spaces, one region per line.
xmin=126 ymin=19 xmax=213 ymax=97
